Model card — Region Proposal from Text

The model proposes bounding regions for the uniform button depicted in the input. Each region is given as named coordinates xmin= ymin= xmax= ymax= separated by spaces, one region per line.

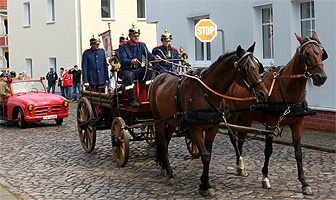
xmin=98 ymin=70 xmax=99 ymax=72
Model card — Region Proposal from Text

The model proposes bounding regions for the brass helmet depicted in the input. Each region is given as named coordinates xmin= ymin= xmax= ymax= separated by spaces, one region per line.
xmin=119 ymin=33 xmax=128 ymax=43
xmin=129 ymin=23 xmax=140 ymax=36
xmin=161 ymin=28 xmax=172 ymax=41
xmin=90 ymin=34 xmax=101 ymax=45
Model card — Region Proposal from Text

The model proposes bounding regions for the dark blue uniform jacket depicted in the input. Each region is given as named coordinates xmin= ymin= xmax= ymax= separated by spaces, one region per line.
xmin=152 ymin=45 xmax=179 ymax=72
xmin=82 ymin=48 xmax=109 ymax=86
xmin=119 ymin=41 xmax=155 ymax=70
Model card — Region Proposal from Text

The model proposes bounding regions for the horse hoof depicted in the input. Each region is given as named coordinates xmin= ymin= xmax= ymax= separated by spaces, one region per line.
xmin=198 ymin=186 xmax=214 ymax=197
xmin=167 ymin=178 xmax=175 ymax=186
xmin=160 ymin=169 xmax=167 ymax=177
xmin=262 ymin=178 xmax=271 ymax=189
xmin=237 ymin=168 xmax=248 ymax=176
xmin=302 ymin=186 xmax=313 ymax=195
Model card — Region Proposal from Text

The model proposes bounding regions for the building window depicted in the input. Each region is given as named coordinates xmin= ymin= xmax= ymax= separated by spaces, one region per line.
xmin=25 ymin=58 xmax=33 ymax=78
xmin=194 ymin=18 xmax=211 ymax=67
xmin=48 ymin=57 xmax=57 ymax=71
xmin=300 ymin=1 xmax=315 ymax=38
xmin=4 ymin=19 xmax=8 ymax=34
xmin=262 ymin=7 xmax=273 ymax=59
xmin=101 ymin=0 xmax=116 ymax=20
xmin=46 ymin=0 xmax=55 ymax=23
xmin=137 ymin=0 xmax=146 ymax=19
xmin=23 ymin=2 xmax=31 ymax=27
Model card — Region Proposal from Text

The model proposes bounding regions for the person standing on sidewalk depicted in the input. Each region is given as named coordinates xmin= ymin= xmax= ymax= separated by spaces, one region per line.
xmin=69 ymin=65 xmax=81 ymax=101
xmin=46 ymin=67 xmax=58 ymax=94
xmin=58 ymin=67 xmax=65 ymax=97
xmin=62 ymin=68 xmax=72 ymax=99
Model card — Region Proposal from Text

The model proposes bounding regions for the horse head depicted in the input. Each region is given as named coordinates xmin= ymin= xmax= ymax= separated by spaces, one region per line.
xmin=234 ymin=42 xmax=268 ymax=102
xmin=295 ymin=33 xmax=328 ymax=86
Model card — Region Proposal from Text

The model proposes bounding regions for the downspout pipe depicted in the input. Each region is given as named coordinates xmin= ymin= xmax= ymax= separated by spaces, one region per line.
xmin=217 ymin=29 xmax=225 ymax=54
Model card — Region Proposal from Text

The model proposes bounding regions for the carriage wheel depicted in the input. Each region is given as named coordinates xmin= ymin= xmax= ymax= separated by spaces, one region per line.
xmin=111 ymin=117 xmax=129 ymax=166
xmin=185 ymin=135 xmax=200 ymax=158
xmin=77 ymin=97 xmax=96 ymax=153
xmin=144 ymin=125 xmax=156 ymax=146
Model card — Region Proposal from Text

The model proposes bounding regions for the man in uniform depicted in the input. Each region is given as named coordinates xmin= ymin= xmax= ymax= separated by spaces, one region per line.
xmin=10 ymin=71 xmax=19 ymax=81
xmin=82 ymin=35 xmax=109 ymax=92
xmin=0 ymin=73 xmax=10 ymax=110
xmin=119 ymin=23 xmax=161 ymax=108
xmin=114 ymin=33 xmax=128 ymax=61
xmin=152 ymin=28 xmax=179 ymax=73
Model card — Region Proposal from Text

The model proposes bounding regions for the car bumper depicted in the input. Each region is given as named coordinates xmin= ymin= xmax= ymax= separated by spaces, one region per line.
xmin=24 ymin=112 xmax=69 ymax=122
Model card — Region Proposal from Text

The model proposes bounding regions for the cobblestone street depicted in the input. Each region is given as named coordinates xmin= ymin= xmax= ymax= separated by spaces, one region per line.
xmin=0 ymin=102 xmax=335 ymax=200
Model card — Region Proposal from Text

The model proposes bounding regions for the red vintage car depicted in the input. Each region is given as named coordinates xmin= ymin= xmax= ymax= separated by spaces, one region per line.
xmin=0 ymin=78 xmax=69 ymax=128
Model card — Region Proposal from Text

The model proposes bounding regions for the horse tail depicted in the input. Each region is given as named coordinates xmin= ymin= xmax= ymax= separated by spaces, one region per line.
xmin=155 ymin=125 xmax=164 ymax=167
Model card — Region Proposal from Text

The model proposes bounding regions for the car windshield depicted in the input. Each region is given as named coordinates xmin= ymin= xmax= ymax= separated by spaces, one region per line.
xmin=11 ymin=81 xmax=46 ymax=95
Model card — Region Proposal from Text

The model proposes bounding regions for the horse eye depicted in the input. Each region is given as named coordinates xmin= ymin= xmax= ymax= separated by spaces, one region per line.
xmin=305 ymin=51 xmax=310 ymax=57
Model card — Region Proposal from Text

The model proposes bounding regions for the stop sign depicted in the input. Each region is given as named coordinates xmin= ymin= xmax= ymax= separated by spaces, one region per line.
xmin=195 ymin=19 xmax=217 ymax=42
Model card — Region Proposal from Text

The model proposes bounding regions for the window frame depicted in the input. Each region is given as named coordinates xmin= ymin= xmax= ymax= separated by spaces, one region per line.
xmin=25 ymin=58 xmax=33 ymax=78
xmin=101 ymin=0 xmax=116 ymax=20
xmin=300 ymin=1 xmax=315 ymax=38
xmin=48 ymin=57 xmax=57 ymax=72
xmin=261 ymin=6 xmax=274 ymax=63
xmin=46 ymin=0 xmax=56 ymax=24
xmin=136 ymin=0 xmax=146 ymax=21
xmin=23 ymin=1 xmax=31 ymax=27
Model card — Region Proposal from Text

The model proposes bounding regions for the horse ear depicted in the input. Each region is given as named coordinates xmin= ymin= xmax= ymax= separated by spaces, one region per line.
xmin=236 ymin=45 xmax=243 ymax=57
xmin=312 ymin=32 xmax=318 ymax=39
xmin=295 ymin=33 xmax=304 ymax=44
xmin=247 ymin=42 xmax=256 ymax=53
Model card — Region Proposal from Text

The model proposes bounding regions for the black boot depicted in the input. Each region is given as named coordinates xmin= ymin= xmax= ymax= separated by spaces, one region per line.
xmin=130 ymin=99 xmax=139 ymax=108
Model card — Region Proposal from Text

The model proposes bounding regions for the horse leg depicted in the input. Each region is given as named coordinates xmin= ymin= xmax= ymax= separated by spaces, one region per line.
xmin=291 ymin=123 xmax=313 ymax=195
xmin=229 ymin=130 xmax=248 ymax=176
xmin=189 ymin=126 xmax=216 ymax=196
xmin=155 ymin=122 xmax=175 ymax=185
xmin=261 ymin=135 xmax=273 ymax=189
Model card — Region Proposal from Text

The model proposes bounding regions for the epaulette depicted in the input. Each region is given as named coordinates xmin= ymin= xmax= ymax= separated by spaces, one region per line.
xmin=171 ymin=47 xmax=178 ymax=51
xmin=139 ymin=41 xmax=145 ymax=44
xmin=84 ymin=49 xmax=90 ymax=52
xmin=120 ymin=42 xmax=127 ymax=45
xmin=153 ymin=45 xmax=162 ymax=49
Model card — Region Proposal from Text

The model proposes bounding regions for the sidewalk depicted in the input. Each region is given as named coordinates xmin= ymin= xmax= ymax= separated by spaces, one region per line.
xmin=0 ymin=179 xmax=20 ymax=200
xmin=219 ymin=123 xmax=336 ymax=153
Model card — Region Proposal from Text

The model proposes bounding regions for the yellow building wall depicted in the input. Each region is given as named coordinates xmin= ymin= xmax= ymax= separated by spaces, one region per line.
xmin=79 ymin=0 xmax=157 ymax=55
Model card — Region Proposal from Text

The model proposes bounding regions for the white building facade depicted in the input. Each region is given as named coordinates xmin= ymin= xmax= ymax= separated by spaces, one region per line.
xmin=146 ymin=0 xmax=335 ymax=114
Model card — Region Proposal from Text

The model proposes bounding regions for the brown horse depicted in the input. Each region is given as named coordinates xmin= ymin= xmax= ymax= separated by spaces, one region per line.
xmin=226 ymin=33 xmax=328 ymax=195
xmin=149 ymin=43 xmax=269 ymax=196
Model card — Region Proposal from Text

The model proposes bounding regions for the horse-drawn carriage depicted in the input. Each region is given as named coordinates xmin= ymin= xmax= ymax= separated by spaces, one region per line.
xmin=76 ymin=32 xmax=328 ymax=196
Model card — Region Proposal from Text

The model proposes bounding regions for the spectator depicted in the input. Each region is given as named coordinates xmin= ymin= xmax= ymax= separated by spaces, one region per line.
xmin=62 ymin=68 xmax=72 ymax=99
xmin=58 ymin=67 xmax=65 ymax=97
xmin=18 ymin=73 xmax=23 ymax=80
xmin=0 ymin=72 xmax=10 ymax=107
xmin=46 ymin=67 xmax=58 ymax=94
xmin=69 ymin=65 xmax=81 ymax=101
xmin=10 ymin=71 xmax=19 ymax=81
xmin=22 ymin=71 xmax=31 ymax=80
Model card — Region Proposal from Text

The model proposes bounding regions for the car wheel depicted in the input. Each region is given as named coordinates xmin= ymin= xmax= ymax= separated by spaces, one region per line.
xmin=55 ymin=118 xmax=63 ymax=125
xmin=17 ymin=108 xmax=27 ymax=128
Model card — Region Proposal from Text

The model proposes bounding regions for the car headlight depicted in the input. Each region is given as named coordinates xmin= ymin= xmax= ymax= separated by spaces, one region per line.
xmin=63 ymin=101 xmax=69 ymax=107
xmin=27 ymin=104 xmax=34 ymax=111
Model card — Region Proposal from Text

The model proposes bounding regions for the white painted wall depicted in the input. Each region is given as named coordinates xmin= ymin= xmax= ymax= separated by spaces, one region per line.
xmin=146 ymin=0 xmax=336 ymax=111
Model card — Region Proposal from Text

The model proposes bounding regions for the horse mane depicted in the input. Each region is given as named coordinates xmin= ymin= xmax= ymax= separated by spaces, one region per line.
xmin=208 ymin=51 xmax=236 ymax=69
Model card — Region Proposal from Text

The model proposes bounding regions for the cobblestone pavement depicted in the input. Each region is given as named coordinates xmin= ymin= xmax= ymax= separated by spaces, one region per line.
xmin=0 ymin=102 xmax=335 ymax=200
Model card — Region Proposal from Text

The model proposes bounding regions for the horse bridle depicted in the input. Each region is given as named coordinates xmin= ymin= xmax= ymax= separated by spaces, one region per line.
xmin=299 ymin=38 xmax=328 ymax=76
xmin=234 ymin=52 xmax=264 ymax=97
